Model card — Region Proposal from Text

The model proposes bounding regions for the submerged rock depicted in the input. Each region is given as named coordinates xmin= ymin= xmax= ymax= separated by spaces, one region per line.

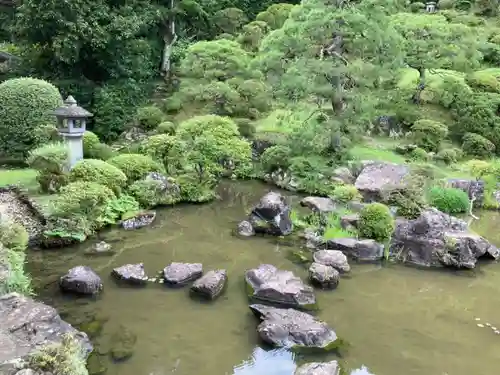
xmin=0 ymin=293 xmax=92 ymax=374
xmin=308 ymin=263 xmax=339 ymax=290
xmin=300 ymin=197 xmax=336 ymax=213
xmin=59 ymin=266 xmax=103 ymax=295
xmin=354 ymin=161 xmax=409 ymax=201
xmin=245 ymin=264 xmax=316 ymax=310
xmin=249 ymin=304 xmax=340 ymax=351
xmin=84 ymin=241 xmax=115 ymax=256
xmin=191 ymin=269 xmax=227 ymax=300
xmin=327 ymin=238 xmax=384 ymax=262
xmin=294 ymin=361 xmax=341 ymax=375
xmin=313 ymin=250 xmax=350 ymax=273
xmin=112 ymin=263 xmax=148 ymax=285
xmin=391 ymin=208 xmax=500 ymax=268
xmin=249 ymin=192 xmax=293 ymax=236
xmin=121 ymin=210 xmax=156 ymax=230
xmin=163 ymin=262 xmax=203 ymax=286
xmin=237 ymin=220 xmax=255 ymax=237
xmin=109 ymin=325 xmax=136 ymax=362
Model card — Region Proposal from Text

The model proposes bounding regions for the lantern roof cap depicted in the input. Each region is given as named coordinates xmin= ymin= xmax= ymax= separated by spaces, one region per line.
xmin=52 ymin=95 xmax=93 ymax=118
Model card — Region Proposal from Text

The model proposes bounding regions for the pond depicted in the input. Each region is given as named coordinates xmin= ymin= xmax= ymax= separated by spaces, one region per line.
xmin=27 ymin=181 xmax=500 ymax=375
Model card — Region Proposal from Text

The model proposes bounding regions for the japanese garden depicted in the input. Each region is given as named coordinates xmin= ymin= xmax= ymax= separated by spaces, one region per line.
xmin=1 ymin=0 xmax=500 ymax=375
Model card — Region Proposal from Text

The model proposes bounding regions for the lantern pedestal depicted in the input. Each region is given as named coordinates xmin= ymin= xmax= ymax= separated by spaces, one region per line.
xmin=60 ymin=132 xmax=84 ymax=171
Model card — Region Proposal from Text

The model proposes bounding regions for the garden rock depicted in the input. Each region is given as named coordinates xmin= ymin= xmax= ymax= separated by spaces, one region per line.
xmin=340 ymin=214 xmax=360 ymax=230
xmin=121 ymin=210 xmax=156 ymax=230
xmin=163 ymin=262 xmax=203 ymax=286
xmin=248 ymin=192 xmax=293 ymax=236
xmin=245 ymin=264 xmax=316 ymax=310
xmin=190 ymin=269 xmax=227 ymax=300
xmin=391 ymin=208 xmax=500 ymax=268
xmin=112 ymin=264 xmax=148 ymax=285
xmin=354 ymin=162 xmax=409 ymax=201
xmin=447 ymin=179 xmax=484 ymax=207
xmin=294 ymin=361 xmax=341 ymax=375
xmin=109 ymin=325 xmax=136 ymax=361
xmin=59 ymin=266 xmax=103 ymax=295
xmin=237 ymin=220 xmax=255 ymax=237
xmin=300 ymin=197 xmax=336 ymax=213
xmin=0 ymin=293 xmax=92 ymax=375
xmin=331 ymin=167 xmax=354 ymax=184
xmin=313 ymin=250 xmax=350 ymax=273
xmin=327 ymin=238 xmax=384 ymax=262
xmin=302 ymin=228 xmax=324 ymax=250
xmin=308 ymin=263 xmax=339 ymax=290
xmin=249 ymin=304 xmax=339 ymax=351
xmin=144 ymin=172 xmax=181 ymax=203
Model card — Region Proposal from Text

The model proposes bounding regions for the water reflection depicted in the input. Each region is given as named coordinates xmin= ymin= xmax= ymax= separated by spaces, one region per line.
xmin=232 ymin=347 xmax=296 ymax=375
xmin=350 ymin=366 xmax=375 ymax=375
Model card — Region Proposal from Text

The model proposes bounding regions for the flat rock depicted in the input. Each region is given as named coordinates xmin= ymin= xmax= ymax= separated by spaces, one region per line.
xmin=59 ymin=266 xmax=103 ymax=295
xmin=249 ymin=304 xmax=339 ymax=351
xmin=313 ymin=250 xmax=350 ymax=273
xmin=84 ymin=241 xmax=115 ymax=256
xmin=191 ymin=269 xmax=227 ymax=300
xmin=163 ymin=262 xmax=203 ymax=286
xmin=327 ymin=238 xmax=384 ymax=262
xmin=0 ymin=293 xmax=92 ymax=375
xmin=354 ymin=162 xmax=409 ymax=201
xmin=245 ymin=264 xmax=316 ymax=310
xmin=112 ymin=263 xmax=148 ymax=285
xmin=295 ymin=361 xmax=341 ymax=375
xmin=308 ymin=263 xmax=339 ymax=290
xmin=300 ymin=197 xmax=336 ymax=213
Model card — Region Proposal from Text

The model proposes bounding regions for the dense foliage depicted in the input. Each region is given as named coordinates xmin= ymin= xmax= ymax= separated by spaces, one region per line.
xmin=428 ymin=187 xmax=470 ymax=214
xmin=359 ymin=203 xmax=395 ymax=242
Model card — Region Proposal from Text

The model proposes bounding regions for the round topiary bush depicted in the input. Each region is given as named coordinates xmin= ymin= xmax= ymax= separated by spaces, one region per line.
xmin=260 ymin=145 xmax=292 ymax=173
xmin=409 ymin=147 xmax=429 ymax=161
xmin=0 ymin=77 xmax=63 ymax=158
xmin=436 ymin=148 xmax=460 ymax=165
xmin=359 ymin=203 xmax=395 ymax=242
xmin=156 ymin=121 xmax=176 ymax=135
xmin=332 ymin=185 xmax=361 ymax=203
xmin=428 ymin=187 xmax=470 ymax=214
xmin=411 ymin=119 xmax=448 ymax=152
xmin=107 ymin=153 xmax=164 ymax=182
xmin=69 ymin=159 xmax=127 ymax=195
xmin=135 ymin=105 xmax=164 ymax=131
xmin=83 ymin=131 xmax=101 ymax=157
xmin=462 ymin=132 xmax=496 ymax=158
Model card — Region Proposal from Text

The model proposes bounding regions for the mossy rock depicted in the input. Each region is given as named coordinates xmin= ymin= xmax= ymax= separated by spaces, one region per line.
xmin=87 ymin=353 xmax=108 ymax=375
xmin=110 ymin=326 xmax=137 ymax=362
xmin=466 ymin=69 xmax=500 ymax=93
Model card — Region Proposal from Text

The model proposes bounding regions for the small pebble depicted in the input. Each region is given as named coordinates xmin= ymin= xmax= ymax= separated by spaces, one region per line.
xmin=477 ymin=323 xmax=485 ymax=328
xmin=492 ymin=327 xmax=497 ymax=330
xmin=475 ymin=318 xmax=481 ymax=321
xmin=494 ymin=330 xmax=500 ymax=335
xmin=159 ymin=279 xmax=164 ymax=283
xmin=486 ymin=323 xmax=491 ymax=327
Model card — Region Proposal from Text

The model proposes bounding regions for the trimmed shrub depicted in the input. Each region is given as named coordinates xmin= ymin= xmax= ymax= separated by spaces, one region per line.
xmin=409 ymin=2 xmax=425 ymax=12
xmin=260 ymin=145 xmax=292 ymax=173
xmin=26 ymin=142 xmax=69 ymax=193
xmin=436 ymin=148 xmax=460 ymax=165
xmin=0 ymin=220 xmax=29 ymax=252
xmin=69 ymin=159 xmax=127 ymax=195
xmin=156 ymin=121 xmax=176 ymax=135
xmin=359 ymin=203 xmax=395 ymax=242
xmin=51 ymin=181 xmax=116 ymax=230
xmin=462 ymin=132 xmax=496 ymax=158
xmin=83 ymin=131 xmax=100 ymax=157
xmin=409 ymin=147 xmax=429 ymax=161
xmin=331 ymin=185 xmax=362 ymax=203
xmin=411 ymin=119 xmax=448 ymax=152
xmin=0 ymin=77 xmax=63 ymax=158
xmin=463 ymin=159 xmax=495 ymax=178
xmin=428 ymin=187 xmax=470 ymax=214
xmin=135 ymin=105 xmax=164 ymax=131
xmin=466 ymin=69 xmax=500 ymax=93
xmin=87 ymin=143 xmax=116 ymax=160
xmin=234 ymin=118 xmax=256 ymax=138
xmin=140 ymin=134 xmax=176 ymax=163
xmin=107 ymin=153 xmax=164 ymax=182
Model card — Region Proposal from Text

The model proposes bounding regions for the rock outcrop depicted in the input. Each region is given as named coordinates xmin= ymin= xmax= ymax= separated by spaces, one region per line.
xmin=354 ymin=161 xmax=409 ymax=201
xmin=391 ymin=208 xmax=500 ymax=268
xmin=245 ymin=264 xmax=316 ymax=310
xmin=249 ymin=304 xmax=340 ymax=351
xmin=246 ymin=192 xmax=293 ymax=236
xmin=294 ymin=361 xmax=341 ymax=375
xmin=163 ymin=262 xmax=203 ymax=286
xmin=447 ymin=179 xmax=484 ymax=207
xmin=59 ymin=266 xmax=103 ymax=295
xmin=190 ymin=269 xmax=227 ymax=300
xmin=300 ymin=197 xmax=336 ymax=214
xmin=327 ymin=238 xmax=384 ymax=262
xmin=0 ymin=293 xmax=92 ymax=375
xmin=313 ymin=250 xmax=351 ymax=273
xmin=121 ymin=210 xmax=156 ymax=230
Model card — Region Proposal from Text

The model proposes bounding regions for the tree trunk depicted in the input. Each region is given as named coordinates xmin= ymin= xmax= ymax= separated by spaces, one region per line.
xmin=161 ymin=0 xmax=177 ymax=80
xmin=412 ymin=67 xmax=426 ymax=105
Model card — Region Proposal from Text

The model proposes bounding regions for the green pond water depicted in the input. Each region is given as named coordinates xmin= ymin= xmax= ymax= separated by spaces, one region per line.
xmin=27 ymin=181 xmax=500 ymax=375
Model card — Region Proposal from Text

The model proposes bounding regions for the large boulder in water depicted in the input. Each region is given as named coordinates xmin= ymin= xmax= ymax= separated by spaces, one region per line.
xmin=308 ymin=263 xmax=340 ymax=290
xmin=163 ymin=262 xmax=203 ymax=286
xmin=0 ymin=293 xmax=92 ymax=375
xmin=245 ymin=264 xmax=316 ymax=310
xmin=295 ymin=361 xmax=341 ymax=375
xmin=391 ymin=208 xmax=500 ymax=268
xmin=313 ymin=250 xmax=350 ymax=273
xmin=354 ymin=161 xmax=409 ymax=201
xmin=112 ymin=263 xmax=148 ymax=285
xmin=190 ymin=269 xmax=227 ymax=300
xmin=249 ymin=304 xmax=340 ymax=351
xmin=59 ymin=266 xmax=103 ymax=295
xmin=121 ymin=210 xmax=156 ymax=230
xmin=249 ymin=192 xmax=293 ymax=236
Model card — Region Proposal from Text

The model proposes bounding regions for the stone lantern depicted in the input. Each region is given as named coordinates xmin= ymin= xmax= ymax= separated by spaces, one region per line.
xmin=52 ymin=95 xmax=93 ymax=169
xmin=425 ymin=1 xmax=437 ymax=12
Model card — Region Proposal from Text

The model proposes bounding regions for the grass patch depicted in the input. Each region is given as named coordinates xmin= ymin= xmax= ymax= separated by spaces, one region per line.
xmin=0 ymin=168 xmax=38 ymax=189
xmin=350 ymin=144 xmax=407 ymax=164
